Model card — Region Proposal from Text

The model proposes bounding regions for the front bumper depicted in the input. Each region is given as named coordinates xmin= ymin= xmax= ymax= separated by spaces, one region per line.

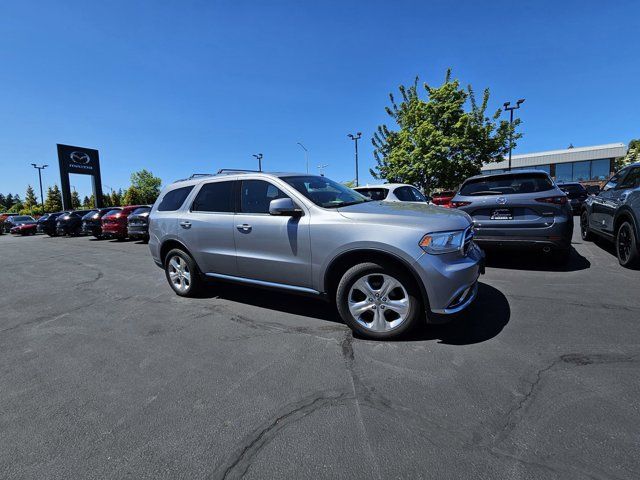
xmin=412 ymin=242 xmax=484 ymax=318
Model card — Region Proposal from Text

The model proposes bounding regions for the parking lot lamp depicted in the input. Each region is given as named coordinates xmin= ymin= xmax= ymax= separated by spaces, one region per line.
xmin=503 ymin=99 xmax=525 ymax=171
xmin=297 ymin=142 xmax=309 ymax=174
xmin=317 ymin=163 xmax=328 ymax=176
xmin=253 ymin=153 xmax=263 ymax=172
xmin=31 ymin=163 xmax=48 ymax=214
xmin=347 ymin=132 xmax=362 ymax=186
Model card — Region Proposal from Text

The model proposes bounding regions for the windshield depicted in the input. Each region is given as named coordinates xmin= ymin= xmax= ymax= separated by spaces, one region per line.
xmin=282 ymin=176 xmax=370 ymax=208
xmin=558 ymin=184 xmax=586 ymax=194
xmin=460 ymin=173 xmax=554 ymax=196
xmin=14 ymin=216 xmax=34 ymax=221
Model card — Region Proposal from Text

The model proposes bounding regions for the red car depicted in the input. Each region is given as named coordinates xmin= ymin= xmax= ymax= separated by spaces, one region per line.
xmin=11 ymin=223 xmax=38 ymax=235
xmin=101 ymin=206 xmax=145 ymax=240
xmin=431 ymin=190 xmax=457 ymax=208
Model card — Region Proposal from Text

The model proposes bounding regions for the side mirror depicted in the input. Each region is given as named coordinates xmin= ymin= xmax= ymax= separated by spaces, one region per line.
xmin=269 ymin=197 xmax=302 ymax=216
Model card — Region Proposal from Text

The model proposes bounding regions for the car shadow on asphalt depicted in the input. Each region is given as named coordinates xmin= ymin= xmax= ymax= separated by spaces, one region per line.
xmin=397 ymin=282 xmax=510 ymax=345
xmin=482 ymin=246 xmax=590 ymax=272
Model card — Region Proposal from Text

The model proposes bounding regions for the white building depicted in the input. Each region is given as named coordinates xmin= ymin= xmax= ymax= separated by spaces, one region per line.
xmin=482 ymin=143 xmax=627 ymax=184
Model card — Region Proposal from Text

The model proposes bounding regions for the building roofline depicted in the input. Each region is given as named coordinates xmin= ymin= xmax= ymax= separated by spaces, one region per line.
xmin=509 ymin=142 xmax=626 ymax=160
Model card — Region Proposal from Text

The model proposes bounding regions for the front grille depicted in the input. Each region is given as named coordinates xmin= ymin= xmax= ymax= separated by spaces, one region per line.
xmin=462 ymin=226 xmax=474 ymax=255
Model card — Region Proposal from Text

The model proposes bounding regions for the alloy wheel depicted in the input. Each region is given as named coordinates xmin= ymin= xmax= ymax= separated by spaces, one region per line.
xmin=168 ymin=255 xmax=191 ymax=293
xmin=617 ymin=224 xmax=632 ymax=264
xmin=347 ymin=273 xmax=411 ymax=332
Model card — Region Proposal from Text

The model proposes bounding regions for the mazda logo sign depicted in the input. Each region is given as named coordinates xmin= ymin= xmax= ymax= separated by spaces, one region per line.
xmin=70 ymin=151 xmax=90 ymax=165
xmin=496 ymin=196 xmax=507 ymax=205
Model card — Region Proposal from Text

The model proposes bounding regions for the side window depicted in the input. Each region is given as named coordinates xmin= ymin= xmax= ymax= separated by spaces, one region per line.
xmin=191 ymin=181 xmax=235 ymax=212
xmin=410 ymin=187 xmax=427 ymax=202
xmin=602 ymin=168 xmax=628 ymax=192
xmin=618 ymin=167 xmax=640 ymax=189
xmin=240 ymin=180 xmax=287 ymax=214
xmin=394 ymin=186 xmax=416 ymax=202
xmin=158 ymin=186 xmax=194 ymax=211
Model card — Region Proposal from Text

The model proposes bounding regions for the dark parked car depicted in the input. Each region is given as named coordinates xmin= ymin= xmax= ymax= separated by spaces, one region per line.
xmin=581 ymin=163 xmax=640 ymax=268
xmin=3 ymin=215 xmax=37 ymax=233
xmin=127 ymin=206 xmax=151 ymax=242
xmin=1 ymin=212 xmax=20 ymax=233
xmin=37 ymin=212 xmax=67 ymax=236
xmin=586 ymin=184 xmax=601 ymax=196
xmin=451 ymin=170 xmax=573 ymax=261
xmin=56 ymin=210 xmax=94 ymax=236
xmin=82 ymin=207 xmax=122 ymax=238
xmin=102 ymin=205 xmax=144 ymax=240
xmin=557 ymin=182 xmax=588 ymax=214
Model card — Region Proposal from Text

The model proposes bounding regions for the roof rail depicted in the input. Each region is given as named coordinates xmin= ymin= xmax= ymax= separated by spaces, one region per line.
xmin=216 ymin=168 xmax=262 ymax=175
xmin=189 ymin=173 xmax=213 ymax=179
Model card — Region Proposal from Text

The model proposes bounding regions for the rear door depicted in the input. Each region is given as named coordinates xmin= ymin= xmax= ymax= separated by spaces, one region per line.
xmin=233 ymin=179 xmax=312 ymax=288
xmin=591 ymin=168 xmax=629 ymax=234
xmin=178 ymin=180 xmax=238 ymax=275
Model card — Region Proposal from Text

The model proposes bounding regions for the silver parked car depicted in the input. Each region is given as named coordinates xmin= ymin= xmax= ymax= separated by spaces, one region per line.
xmin=149 ymin=170 xmax=484 ymax=340
xmin=450 ymin=170 xmax=573 ymax=262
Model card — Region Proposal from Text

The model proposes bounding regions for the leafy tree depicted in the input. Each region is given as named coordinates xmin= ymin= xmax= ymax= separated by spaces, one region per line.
xmin=71 ymin=190 xmax=81 ymax=209
xmin=619 ymin=139 xmax=640 ymax=168
xmin=110 ymin=189 xmax=123 ymax=207
xmin=44 ymin=185 xmax=63 ymax=212
xmin=127 ymin=169 xmax=162 ymax=204
xmin=82 ymin=195 xmax=93 ymax=208
xmin=24 ymin=185 xmax=38 ymax=209
xmin=102 ymin=194 xmax=113 ymax=207
xmin=5 ymin=193 xmax=15 ymax=209
xmin=371 ymin=70 xmax=519 ymax=191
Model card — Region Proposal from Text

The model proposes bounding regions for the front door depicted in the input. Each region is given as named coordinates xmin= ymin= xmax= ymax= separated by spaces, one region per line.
xmin=234 ymin=179 xmax=312 ymax=288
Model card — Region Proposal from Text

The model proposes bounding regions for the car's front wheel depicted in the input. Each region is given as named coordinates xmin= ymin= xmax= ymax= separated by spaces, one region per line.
xmin=616 ymin=221 xmax=640 ymax=268
xmin=164 ymin=249 xmax=203 ymax=297
xmin=580 ymin=210 xmax=593 ymax=241
xmin=336 ymin=262 xmax=421 ymax=340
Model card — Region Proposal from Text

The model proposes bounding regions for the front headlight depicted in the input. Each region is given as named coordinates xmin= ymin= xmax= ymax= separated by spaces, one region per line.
xmin=419 ymin=230 xmax=465 ymax=254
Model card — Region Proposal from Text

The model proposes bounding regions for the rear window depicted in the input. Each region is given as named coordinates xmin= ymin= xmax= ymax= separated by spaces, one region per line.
xmin=191 ymin=181 xmax=235 ymax=212
xmin=394 ymin=186 xmax=427 ymax=202
xmin=558 ymin=184 xmax=586 ymax=194
xmin=132 ymin=207 xmax=151 ymax=215
xmin=355 ymin=188 xmax=388 ymax=200
xmin=157 ymin=186 xmax=194 ymax=211
xmin=460 ymin=173 xmax=554 ymax=196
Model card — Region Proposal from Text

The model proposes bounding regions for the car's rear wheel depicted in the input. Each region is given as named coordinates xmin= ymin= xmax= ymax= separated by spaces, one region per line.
xmin=336 ymin=262 xmax=421 ymax=340
xmin=580 ymin=211 xmax=593 ymax=241
xmin=616 ymin=221 xmax=640 ymax=268
xmin=164 ymin=249 xmax=203 ymax=297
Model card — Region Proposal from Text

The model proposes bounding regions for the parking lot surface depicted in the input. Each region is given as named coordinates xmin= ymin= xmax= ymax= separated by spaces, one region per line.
xmin=1 ymin=221 xmax=639 ymax=479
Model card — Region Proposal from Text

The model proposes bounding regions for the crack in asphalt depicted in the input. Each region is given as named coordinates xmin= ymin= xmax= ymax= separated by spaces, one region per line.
xmin=212 ymin=392 xmax=351 ymax=480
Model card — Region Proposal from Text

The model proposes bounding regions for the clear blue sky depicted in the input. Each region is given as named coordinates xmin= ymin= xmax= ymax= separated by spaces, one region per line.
xmin=1 ymin=0 xmax=638 ymax=200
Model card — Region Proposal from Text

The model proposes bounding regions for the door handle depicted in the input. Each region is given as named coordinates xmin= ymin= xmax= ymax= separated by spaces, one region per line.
xmin=179 ymin=221 xmax=191 ymax=229
xmin=236 ymin=224 xmax=252 ymax=232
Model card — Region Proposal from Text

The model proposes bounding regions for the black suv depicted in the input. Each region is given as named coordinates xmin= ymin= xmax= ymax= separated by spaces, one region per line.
xmin=37 ymin=212 xmax=68 ymax=236
xmin=82 ymin=207 xmax=121 ymax=238
xmin=557 ymin=182 xmax=588 ymax=215
xmin=581 ymin=163 xmax=640 ymax=267
xmin=56 ymin=210 xmax=94 ymax=236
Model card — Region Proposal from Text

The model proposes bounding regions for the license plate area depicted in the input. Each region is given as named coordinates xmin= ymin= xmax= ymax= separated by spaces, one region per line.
xmin=490 ymin=208 xmax=513 ymax=220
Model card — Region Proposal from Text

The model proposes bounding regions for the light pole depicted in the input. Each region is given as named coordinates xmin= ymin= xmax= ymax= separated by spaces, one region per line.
xmin=503 ymin=99 xmax=525 ymax=171
xmin=347 ymin=132 xmax=362 ymax=186
xmin=297 ymin=142 xmax=309 ymax=174
xmin=31 ymin=163 xmax=48 ymax=215
xmin=253 ymin=153 xmax=263 ymax=172
xmin=317 ymin=164 xmax=328 ymax=176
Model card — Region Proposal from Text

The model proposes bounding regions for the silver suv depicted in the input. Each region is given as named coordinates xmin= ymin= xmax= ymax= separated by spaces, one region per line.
xmin=149 ymin=171 xmax=484 ymax=340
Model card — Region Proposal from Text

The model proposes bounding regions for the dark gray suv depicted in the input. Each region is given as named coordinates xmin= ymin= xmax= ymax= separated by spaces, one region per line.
xmin=148 ymin=171 xmax=485 ymax=340
xmin=451 ymin=170 xmax=573 ymax=262
xmin=581 ymin=163 xmax=640 ymax=268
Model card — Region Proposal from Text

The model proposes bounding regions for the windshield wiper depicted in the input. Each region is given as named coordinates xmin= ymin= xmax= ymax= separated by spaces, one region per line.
xmin=324 ymin=199 xmax=369 ymax=208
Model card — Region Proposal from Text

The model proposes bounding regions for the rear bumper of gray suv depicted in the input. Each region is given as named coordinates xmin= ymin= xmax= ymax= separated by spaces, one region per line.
xmin=473 ymin=217 xmax=573 ymax=250
xmin=412 ymin=242 xmax=484 ymax=318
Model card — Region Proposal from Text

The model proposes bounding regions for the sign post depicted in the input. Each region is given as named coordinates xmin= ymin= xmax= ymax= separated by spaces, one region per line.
xmin=56 ymin=144 xmax=104 ymax=210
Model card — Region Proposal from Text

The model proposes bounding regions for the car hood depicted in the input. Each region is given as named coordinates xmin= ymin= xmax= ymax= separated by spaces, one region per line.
xmin=336 ymin=201 xmax=472 ymax=231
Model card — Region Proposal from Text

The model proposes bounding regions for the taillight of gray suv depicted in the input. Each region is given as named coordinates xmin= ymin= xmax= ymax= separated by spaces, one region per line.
xmin=148 ymin=171 xmax=484 ymax=340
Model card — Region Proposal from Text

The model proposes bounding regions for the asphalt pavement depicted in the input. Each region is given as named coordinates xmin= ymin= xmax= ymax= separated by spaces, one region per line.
xmin=1 ymin=220 xmax=639 ymax=479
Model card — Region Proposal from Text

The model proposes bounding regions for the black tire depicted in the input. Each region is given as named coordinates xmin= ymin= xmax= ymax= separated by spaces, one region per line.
xmin=164 ymin=248 xmax=203 ymax=297
xmin=336 ymin=262 xmax=421 ymax=340
xmin=616 ymin=221 xmax=640 ymax=268
xmin=580 ymin=210 xmax=593 ymax=241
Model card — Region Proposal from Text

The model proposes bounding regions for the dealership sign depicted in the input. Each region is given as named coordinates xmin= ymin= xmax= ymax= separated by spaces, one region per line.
xmin=57 ymin=144 xmax=104 ymax=209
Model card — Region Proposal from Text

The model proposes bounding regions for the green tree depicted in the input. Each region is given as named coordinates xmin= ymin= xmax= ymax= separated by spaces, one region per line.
xmin=619 ymin=139 xmax=640 ymax=168
xmin=110 ymin=189 xmax=123 ymax=207
xmin=24 ymin=185 xmax=38 ymax=210
xmin=44 ymin=185 xmax=63 ymax=212
xmin=82 ymin=195 xmax=93 ymax=208
xmin=123 ymin=186 xmax=143 ymax=206
xmin=371 ymin=70 xmax=519 ymax=191
xmin=71 ymin=190 xmax=81 ymax=209
xmin=102 ymin=194 xmax=113 ymax=207
xmin=127 ymin=169 xmax=162 ymax=204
